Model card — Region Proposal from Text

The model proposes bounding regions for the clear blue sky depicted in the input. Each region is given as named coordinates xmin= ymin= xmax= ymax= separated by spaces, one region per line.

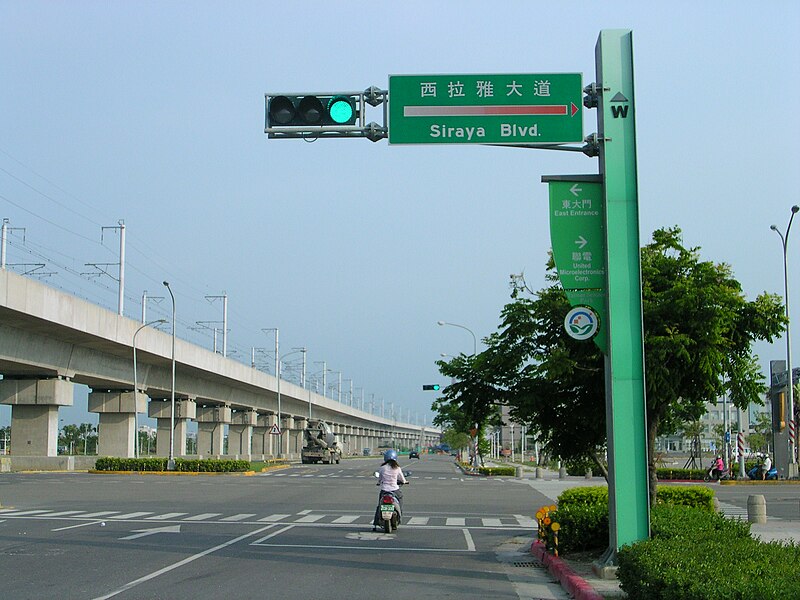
xmin=1 ymin=2 xmax=799 ymax=429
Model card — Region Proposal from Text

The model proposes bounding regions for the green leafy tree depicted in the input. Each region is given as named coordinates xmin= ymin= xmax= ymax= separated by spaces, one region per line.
xmin=434 ymin=227 xmax=785 ymax=504
xmin=441 ymin=429 xmax=471 ymax=454
xmin=748 ymin=411 xmax=773 ymax=454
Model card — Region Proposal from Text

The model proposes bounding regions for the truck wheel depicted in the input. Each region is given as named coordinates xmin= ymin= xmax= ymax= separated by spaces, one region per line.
xmin=335 ymin=458 xmax=340 ymax=464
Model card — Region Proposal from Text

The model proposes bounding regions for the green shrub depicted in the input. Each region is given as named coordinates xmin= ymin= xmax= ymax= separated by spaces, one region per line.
xmin=655 ymin=485 xmax=714 ymax=511
xmin=557 ymin=486 xmax=608 ymax=508
xmin=545 ymin=503 xmax=609 ymax=553
xmin=94 ymin=457 xmax=251 ymax=473
xmin=548 ymin=485 xmax=721 ymax=556
xmin=478 ymin=466 xmax=516 ymax=476
xmin=655 ymin=467 xmax=705 ymax=481
xmin=618 ymin=531 xmax=800 ymax=599
xmin=650 ymin=504 xmax=750 ymax=541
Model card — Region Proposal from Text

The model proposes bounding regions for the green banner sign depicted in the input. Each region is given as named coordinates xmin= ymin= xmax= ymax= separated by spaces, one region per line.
xmin=389 ymin=73 xmax=583 ymax=145
xmin=544 ymin=175 xmax=607 ymax=353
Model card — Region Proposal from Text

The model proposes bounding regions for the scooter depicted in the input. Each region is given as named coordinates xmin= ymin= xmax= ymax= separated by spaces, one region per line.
xmin=373 ymin=471 xmax=411 ymax=533
xmin=747 ymin=464 xmax=778 ymax=480
xmin=703 ymin=466 xmax=729 ymax=482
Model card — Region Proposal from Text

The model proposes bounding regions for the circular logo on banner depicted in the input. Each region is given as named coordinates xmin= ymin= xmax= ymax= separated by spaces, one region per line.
xmin=564 ymin=306 xmax=599 ymax=341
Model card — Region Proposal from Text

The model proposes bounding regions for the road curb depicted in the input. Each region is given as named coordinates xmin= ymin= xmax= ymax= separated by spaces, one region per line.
xmin=530 ymin=540 xmax=604 ymax=600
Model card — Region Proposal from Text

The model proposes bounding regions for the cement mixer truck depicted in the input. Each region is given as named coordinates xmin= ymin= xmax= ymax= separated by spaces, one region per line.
xmin=301 ymin=420 xmax=343 ymax=464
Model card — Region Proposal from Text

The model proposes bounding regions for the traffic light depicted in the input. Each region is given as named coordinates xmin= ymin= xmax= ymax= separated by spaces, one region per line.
xmin=422 ymin=384 xmax=441 ymax=391
xmin=267 ymin=94 xmax=358 ymax=128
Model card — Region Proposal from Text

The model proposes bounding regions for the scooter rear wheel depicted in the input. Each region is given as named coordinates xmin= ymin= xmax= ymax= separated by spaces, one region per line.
xmin=383 ymin=519 xmax=391 ymax=534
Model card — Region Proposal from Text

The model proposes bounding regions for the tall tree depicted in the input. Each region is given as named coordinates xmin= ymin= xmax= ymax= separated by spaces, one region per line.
xmin=434 ymin=227 xmax=785 ymax=503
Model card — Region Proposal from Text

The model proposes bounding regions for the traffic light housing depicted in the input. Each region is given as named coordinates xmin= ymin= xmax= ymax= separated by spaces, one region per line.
xmin=267 ymin=94 xmax=358 ymax=128
xmin=422 ymin=384 xmax=441 ymax=391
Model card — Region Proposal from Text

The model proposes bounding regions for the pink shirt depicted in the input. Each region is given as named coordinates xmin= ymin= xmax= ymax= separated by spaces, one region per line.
xmin=378 ymin=464 xmax=406 ymax=491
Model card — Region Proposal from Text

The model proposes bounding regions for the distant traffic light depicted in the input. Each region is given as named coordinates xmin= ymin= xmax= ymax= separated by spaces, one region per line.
xmin=267 ymin=95 xmax=358 ymax=128
xmin=422 ymin=384 xmax=441 ymax=391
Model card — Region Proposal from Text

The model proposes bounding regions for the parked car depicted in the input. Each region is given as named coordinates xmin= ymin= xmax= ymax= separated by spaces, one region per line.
xmin=409 ymin=451 xmax=420 ymax=459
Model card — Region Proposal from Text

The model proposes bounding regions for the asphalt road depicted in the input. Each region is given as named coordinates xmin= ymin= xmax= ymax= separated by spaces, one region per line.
xmin=0 ymin=456 xmax=557 ymax=600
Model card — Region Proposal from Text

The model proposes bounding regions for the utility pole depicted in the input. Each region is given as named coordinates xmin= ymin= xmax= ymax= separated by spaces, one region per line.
xmin=205 ymin=293 xmax=228 ymax=357
xmin=85 ymin=221 xmax=126 ymax=316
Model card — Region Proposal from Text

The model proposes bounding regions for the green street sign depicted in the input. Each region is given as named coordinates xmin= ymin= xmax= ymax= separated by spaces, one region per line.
xmin=389 ymin=73 xmax=583 ymax=145
xmin=545 ymin=176 xmax=605 ymax=290
xmin=544 ymin=175 xmax=607 ymax=354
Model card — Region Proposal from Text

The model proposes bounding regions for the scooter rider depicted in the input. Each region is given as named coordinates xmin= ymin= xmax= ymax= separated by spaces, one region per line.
xmin=372 ymin=449 xmax=407 ymax=530
xmin=709 ymin=455 xmax=725 ymax=480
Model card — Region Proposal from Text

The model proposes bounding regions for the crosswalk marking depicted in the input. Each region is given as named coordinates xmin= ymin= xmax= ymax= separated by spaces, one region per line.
xmin=183 ymin=513 xmax=222 ymax=521
xmin=0 ymin=509 xmax=51 ymax=516
xmin=295 ymin=514 xmax=325 ymax=523
xmin=147 ymin=512 xmax=187 ymax=520
xmin=332 ymin=515 xmax=359 ymax=524
xmin=718 ymin=502 xmax=748 ymax=518
xmin=258 ymin=514 xmax=290 ymax=522
xmin=110 ymin=512 xmax=153 ymax=520
xmin=0 ymin=508 xmax=537 ymax=529
xmin=222 ymin=513 xmax=257 ymax=521
xmin=40 ymin=510 xmax=85 ymax=517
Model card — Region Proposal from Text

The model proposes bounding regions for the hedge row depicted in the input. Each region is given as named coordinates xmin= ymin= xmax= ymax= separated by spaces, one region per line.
xmin=655 ymin=468 xmax=706 ymax=480
xmin=544 ymin=486 xmax=715 ymax=553
xmin=94 ymin=457 xmax=251 ymax=472
xmin=478 ymin=466 xmax=516 ymax=476
xmin=618 ymin=506 xmax=800 ymax=599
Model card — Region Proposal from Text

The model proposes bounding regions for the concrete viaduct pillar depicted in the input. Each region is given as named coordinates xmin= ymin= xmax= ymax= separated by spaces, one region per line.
xmin=292 ymin=418 xmax=307 ymax=458
xmin=229 ymin=409 xmax=257 ymax=459
xmin=148 ymin=397 xmax=196 ymax=458
xmin=88 ymin=390 xmax=146 ymax=458
xmin=252 ymin=413 xmax=274 ymax=458
xmin=195 ymin=405 xmax=230 ymax=457
xmin=0 ymin=377 xmax=73 ymax=456
xmin=280 ymin=416 xmax=294 ymax=458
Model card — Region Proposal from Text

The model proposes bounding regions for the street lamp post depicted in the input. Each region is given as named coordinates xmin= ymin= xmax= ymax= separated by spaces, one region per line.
xmin=437 ymin=320 xmax=477 ymax=355
xmin=276 ymin=347 xmax=306 ymax=458
xmin=133 ymin=319 xmax=166 ymax=459
xmin=163 ymin=281 xmax=177 ymax=471
xmin=771 ymin=204 xmax=800 ymax=478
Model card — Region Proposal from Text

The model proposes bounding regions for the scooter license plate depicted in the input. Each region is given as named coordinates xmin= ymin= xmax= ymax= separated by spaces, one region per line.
xmin=380 ymin=505 xmax=395 ymax=515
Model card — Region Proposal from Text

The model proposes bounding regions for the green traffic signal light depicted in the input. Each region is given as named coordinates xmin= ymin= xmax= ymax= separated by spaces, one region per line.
xmin=422 ymin=384 xmax=441 ymax=391
xmin=267 ymin=94 xmax=358 ymax=128
xmin=328 ymin=96 xmax=355 ymax=124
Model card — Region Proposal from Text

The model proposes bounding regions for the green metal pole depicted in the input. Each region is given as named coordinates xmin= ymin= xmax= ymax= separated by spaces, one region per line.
xmin=596 ymin=29 xmax=651 ymax=552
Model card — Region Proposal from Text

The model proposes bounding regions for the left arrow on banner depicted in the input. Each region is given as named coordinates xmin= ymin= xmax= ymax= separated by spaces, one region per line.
xmin=120 ymin=525 xmax=181 ymax=541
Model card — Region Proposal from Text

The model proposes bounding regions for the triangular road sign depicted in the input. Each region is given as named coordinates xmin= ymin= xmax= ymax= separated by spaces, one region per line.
xmin=269 ymin=424 xmax=282 ymax=435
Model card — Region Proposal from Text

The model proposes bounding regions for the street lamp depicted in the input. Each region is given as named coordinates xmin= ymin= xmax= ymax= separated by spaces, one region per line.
xmin=276 ymin=347 xmax=306 ymax=458
xmin=133 ymin=319 xmax=167 ymax=458
xmin=163 ymin=281 xmax=177 ymax=471
xmin=437 ymin=320 xmax=477 ymax=355
xmin=771 ymin=204 xmax=800 ymax=477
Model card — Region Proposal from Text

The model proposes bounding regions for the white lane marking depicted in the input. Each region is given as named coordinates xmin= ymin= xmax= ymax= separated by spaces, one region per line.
xmin=332 ymin=515 xmax=359 ymax=524
xmin=514 ymin=514 xmax=537 ymax=528
xmin=92 ymin=524 xmax=277 ymax=600
xmin=146 ymin=513 xmax=187 ymax=520
xmin=252 ymin=524 xmax=295 ymax=544
xmin=482 ymin=518 xmax=503 ymax=527
xmin=258 ymin=514 xmax=290 ymax=522
xmin=79 ymin=511 xmax=120 ymax=519
xmin=110 ymin=512 xmax=153 ymax=520
xmin=295 ymin=514 xmax=324 ymax=523
xmin=221 ymin=514 xmax=257 ymax=522
xmin=119 ymin=525 xmax=181 ymax=541
xmin=446 ymin=517 xmax=466 ymax=526
xmin=41 ymin=510 xmax=86 ymax=517
xmin=462 ymin=528 xmax=476 ymax=551
xmin=296 ymin=509 xmax=312 ymax=515
xmin=0 ymin=508 xmax=18 ymax=513
xmin=407 ymin=517 xmax=429 ymax=525
xmin=0 ymin=509 xmax=52 ymax=516
xmin=183 ymin=513 xmax=221 ymax=521
xmin=52 ymin=520 xmax=103 ymax=532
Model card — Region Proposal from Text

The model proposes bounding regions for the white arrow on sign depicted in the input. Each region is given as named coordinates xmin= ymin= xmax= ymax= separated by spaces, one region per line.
xmin=120 ymin=524 xmax=181 ymax=541
xmin=575 ymin=236 xmax=588 ymax=249
xmin=569 ymin=183 xmax=582 ymax=197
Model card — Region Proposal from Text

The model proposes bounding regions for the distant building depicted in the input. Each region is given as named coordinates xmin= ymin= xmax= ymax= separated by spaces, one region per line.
xmin=655 ymin=399 xmax=753 ymax=455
